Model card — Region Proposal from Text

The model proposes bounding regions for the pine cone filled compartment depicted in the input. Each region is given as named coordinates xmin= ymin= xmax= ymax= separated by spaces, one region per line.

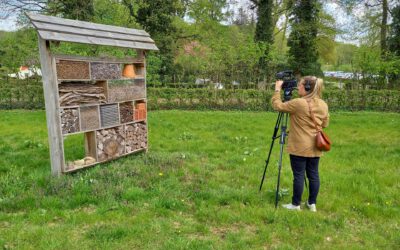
xmin=119 ymin=101 xmax=134 ymax=123
xmin=60 ymin=107 xmax=80 ymax=134
xmin=91 ymin=62 xmax=121 ymax=80
xmin=96 ymin=126 xmax=125 ymax=162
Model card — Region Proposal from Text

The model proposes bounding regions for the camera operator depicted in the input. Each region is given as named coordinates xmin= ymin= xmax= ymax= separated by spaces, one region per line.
xmin=271 ymin=76 xmax=329 ymax=212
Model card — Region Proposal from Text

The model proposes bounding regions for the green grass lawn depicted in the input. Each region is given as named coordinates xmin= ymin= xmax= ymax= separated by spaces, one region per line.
xmin=0 ymin=110 xmax=399 ymax=249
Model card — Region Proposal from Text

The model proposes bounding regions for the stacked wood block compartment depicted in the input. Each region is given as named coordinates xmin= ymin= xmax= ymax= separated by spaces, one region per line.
xmin=56 ymin=56 xmax=148 ymax=172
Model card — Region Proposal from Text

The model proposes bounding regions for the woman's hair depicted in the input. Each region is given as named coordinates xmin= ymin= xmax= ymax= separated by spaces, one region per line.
xmin=300 ymin=76 xmax=324 ymax=99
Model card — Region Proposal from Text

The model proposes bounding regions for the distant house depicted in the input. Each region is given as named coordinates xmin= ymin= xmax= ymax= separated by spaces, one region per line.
xmin=213 ymin=82 xmax=224 ymax=89
xmin=195 ymin=78 xmax=211 ymax=86
xmin=8 ymin=66 xmax=42 ymax=79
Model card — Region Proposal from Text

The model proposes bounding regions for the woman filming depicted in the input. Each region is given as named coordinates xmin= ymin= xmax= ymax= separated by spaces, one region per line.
xmin=272 ymin=76 xmax=329 ymax=212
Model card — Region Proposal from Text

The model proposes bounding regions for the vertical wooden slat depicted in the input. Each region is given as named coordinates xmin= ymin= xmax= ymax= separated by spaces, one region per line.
xmin=136 ymin=49 xmax=145 ymax=60
xmin=38 ymin=37 xmax=64 ymax=176
xmin=84 ymin=132 xmax=97 ymax=160
xmin=142 ymin=50 xmax=149 ymax=153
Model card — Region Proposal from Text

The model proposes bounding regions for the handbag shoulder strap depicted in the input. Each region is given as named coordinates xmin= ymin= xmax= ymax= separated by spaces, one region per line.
xmin=306 ymin=99 xmax=321 ymax=132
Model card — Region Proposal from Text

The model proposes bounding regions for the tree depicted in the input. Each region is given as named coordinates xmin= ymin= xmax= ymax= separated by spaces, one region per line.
xmin=187 ymin=0 xmax=230 ymax=23
xmin=252 ymin=0 xmax=274 ymax=44
xmin=0 ymin=0 xmax=46 ymax=19
xmin=337 ymin=0 xmax=398 ymax=58
xmin=0 ymin=0 xmax=94 ymax=21
xmin=250 ymin=0 xmax=274 ymax=80
xmin=287 ymin=0 xmax=322 ymax=76
xmin=381 ymin=0 xmax=388 ymax=57
xmin=52 ymin=0 xmax=94 ymax=21
xmin=124 ymin=0 xmax=185 ymax=83
xmin=387 ymin=5 xmax=400 ymax=87
xmin=316 ymin=8 xmax=338 ymax=66
xmin=335 ymin=42 xmax=357 ymax=71
xmin=232 ymin=6 xmax=252 ymax=26
xmin=388 ymin=5 xmax=400 ymax=56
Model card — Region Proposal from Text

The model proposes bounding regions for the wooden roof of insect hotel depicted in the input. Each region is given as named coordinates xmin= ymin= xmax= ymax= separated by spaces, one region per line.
xmin=26 ymin=12 xmax=159 ymax=51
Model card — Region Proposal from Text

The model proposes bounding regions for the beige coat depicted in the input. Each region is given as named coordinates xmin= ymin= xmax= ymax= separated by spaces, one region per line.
xmin=271 ymin=92 xmax=329 ymax=157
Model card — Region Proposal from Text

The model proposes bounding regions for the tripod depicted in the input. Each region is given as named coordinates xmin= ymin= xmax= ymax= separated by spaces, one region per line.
xmin=258 ymin=111 xmax=308 ymax=208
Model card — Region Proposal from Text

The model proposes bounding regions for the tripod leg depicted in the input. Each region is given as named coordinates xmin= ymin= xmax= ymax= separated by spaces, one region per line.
xmin=275 ymin=113 xmax=289 ymax=208
xmin=259 ymin=112 xmax=283 ymax=191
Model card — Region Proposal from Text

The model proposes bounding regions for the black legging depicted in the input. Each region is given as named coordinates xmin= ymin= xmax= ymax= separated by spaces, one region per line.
xmin=289 ymin=154 xmax=320 ymax=206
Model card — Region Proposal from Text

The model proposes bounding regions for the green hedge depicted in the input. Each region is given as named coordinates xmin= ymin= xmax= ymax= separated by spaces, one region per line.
xmin=0 ymin=85 xmax=45 ymax=109
xmin=0 ymin=82 xmax=399 ymax=112
xmin=148 ymin=88 xmax=400 ymax=112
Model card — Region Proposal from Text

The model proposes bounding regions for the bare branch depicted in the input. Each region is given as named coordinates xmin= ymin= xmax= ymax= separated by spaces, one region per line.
xmin=273 ymin=24 xmax=288 ymax=36
xmin=0 ymin=0 xmax=48 ymax=19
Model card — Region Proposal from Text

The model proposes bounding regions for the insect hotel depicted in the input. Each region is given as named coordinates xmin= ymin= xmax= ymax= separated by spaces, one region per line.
xmin=27 ymin=13 xmax=158 ymax=176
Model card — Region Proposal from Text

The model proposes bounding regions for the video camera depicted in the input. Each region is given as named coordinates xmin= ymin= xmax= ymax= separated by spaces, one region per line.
xmin=276 ymin=70 xmax=297 ymax=101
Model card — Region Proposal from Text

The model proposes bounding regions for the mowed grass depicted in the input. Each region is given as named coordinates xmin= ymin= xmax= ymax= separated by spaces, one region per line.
xmin=0 ymin=110 xmax=399 ymax=249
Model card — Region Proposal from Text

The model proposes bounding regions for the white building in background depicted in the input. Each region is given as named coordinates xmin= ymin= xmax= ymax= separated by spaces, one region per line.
xmin=195 ymin=78 xmax=211 ymax=85
xmin=213 ymin=82 xmax=224 ymax=89
xmin=8 ymin=66 xmax=42 ymax=79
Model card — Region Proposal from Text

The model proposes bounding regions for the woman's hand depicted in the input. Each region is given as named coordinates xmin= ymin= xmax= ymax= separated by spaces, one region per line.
xmin=275 ymin=80 xmax=283 ymax=91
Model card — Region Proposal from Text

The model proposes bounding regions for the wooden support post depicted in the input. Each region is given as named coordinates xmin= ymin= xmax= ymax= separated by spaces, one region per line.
xmin=38 ymin=36 xmax=65 ymax=176
xmin=136 ymin=49 xmax=145 ymax=60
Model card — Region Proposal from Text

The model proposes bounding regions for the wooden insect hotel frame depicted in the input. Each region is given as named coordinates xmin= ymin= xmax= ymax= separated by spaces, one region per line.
xmin=27 ymin=13 xmax=158 ymax=176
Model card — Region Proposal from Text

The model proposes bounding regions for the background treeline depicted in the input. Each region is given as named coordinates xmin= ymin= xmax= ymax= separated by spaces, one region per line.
xmin=0 ymin=0 xmax=400 ymax=90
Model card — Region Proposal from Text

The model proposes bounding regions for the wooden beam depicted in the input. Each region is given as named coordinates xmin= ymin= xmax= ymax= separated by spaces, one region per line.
xmin=33 ymin=22 xmax=155 ymax=44
xmin=38 ymin=37 xmax=65 ymax=176
xmin=54 ymin=54 xmax=144 ymax=64
xmin=27 ymin=12 xmax=149 ymax=37
xmin=38 ymin=30 xmax=159 ymax=51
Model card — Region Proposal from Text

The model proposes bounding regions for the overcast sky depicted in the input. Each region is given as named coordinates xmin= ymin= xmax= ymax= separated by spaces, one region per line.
xmin=0 ymin=14 xmax=18 ymax=31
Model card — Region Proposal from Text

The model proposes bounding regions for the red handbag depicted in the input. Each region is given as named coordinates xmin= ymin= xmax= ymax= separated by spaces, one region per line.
xmin=307 ymin=100 xmax=331 ymax=152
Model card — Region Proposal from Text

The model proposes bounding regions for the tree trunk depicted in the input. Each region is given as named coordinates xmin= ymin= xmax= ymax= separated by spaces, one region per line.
xmin=381 ymin=0 xmax=388 ymax=58
xmin=280 ymin=9 xmax=289 ymax=53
